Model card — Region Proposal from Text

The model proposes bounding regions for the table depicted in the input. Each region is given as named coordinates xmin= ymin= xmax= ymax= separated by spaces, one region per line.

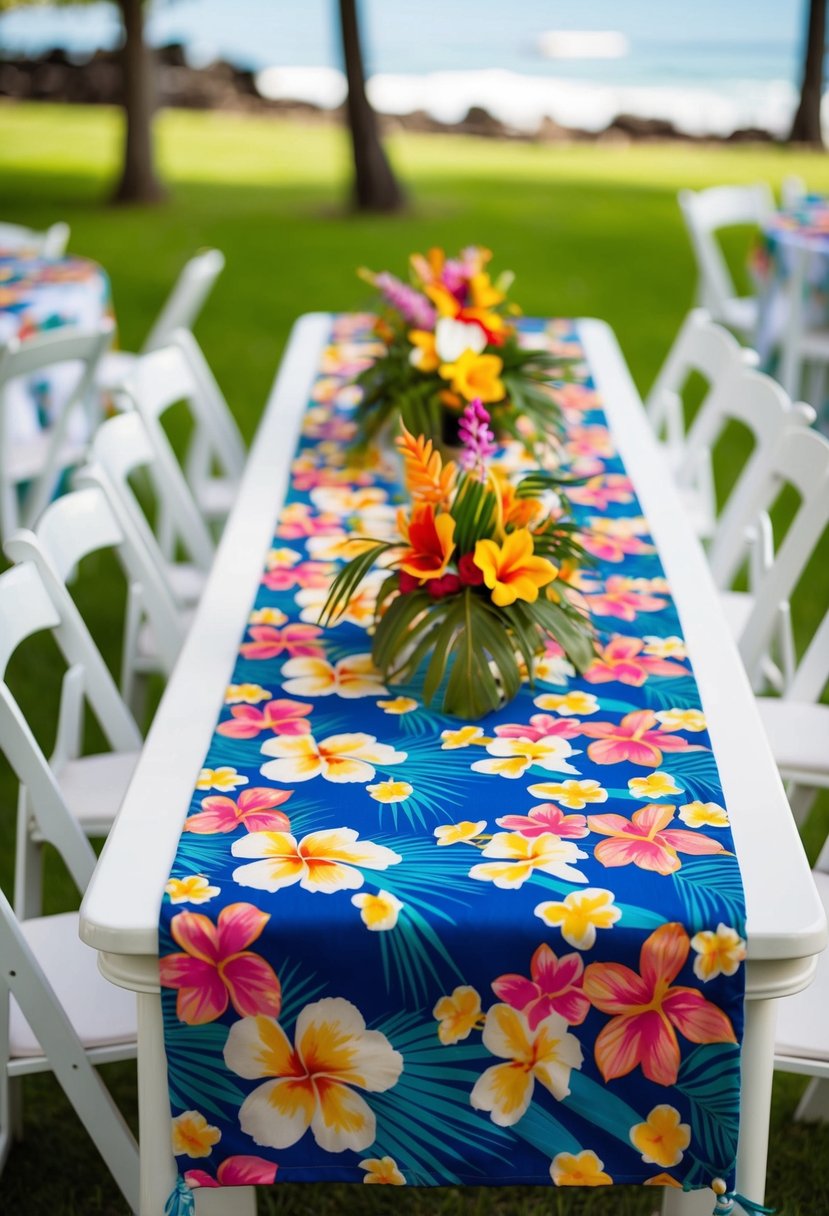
xmin=0 ymin=249 xmax=111 ymax=442
xmin=80 ymin=314 xmax=827 ymax=1216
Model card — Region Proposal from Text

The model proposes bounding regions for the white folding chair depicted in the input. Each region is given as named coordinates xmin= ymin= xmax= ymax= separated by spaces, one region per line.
xmin=0 ymin=562 xmax=138 ymax=1211
xmin=0 ymin=221 xmax=70 ymax=259
xmin=116 ymin=330 xmax=246 ymax=543
xmin=781 ymin=175 xmax=807 ymax=209
xmin=709 ymin=424 xmax=829 ymax=693
xmin=74 ymin=412 xmax=213 ymax=706
xmin=0 ymin=322 xmax=114 ymax=540
xmin=775 ymin=240 xmax=829 ymax=409
xmin=678 ymin=183 xmax=774 ymax=339
xmin=96 ymin=248 xmax=225 ymax=392
xmin=645 ymin=309 xmax=759 ymax=535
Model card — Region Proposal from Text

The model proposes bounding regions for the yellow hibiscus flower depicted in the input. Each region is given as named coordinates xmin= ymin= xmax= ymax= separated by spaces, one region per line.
xmin=367 ymin=780 xmax=413 ymax=804
xmin=628 ymin=772 xmax=683 ymax=800
xmin=433 ymin=986 xmax=482 ymax=1044
xmin=690 ymin=923 xmax=746 ymax=981
xmin=281 ymin=655 xmax=387 ymax=699
xmin=171 ymin=1110 xmax=221 ymax=1158
xmin=231 ymin=827 xmax=401 ymax=893
xmin=434 ymin=820 xmax=487 ymax=846
xmin=630 ymin=1106 xmax=691 ymax=1168
xmin=678 ymin=801 xmax=729 ymax=828
xmin=360 ymin=1156 xmax=406 ymax=1185
xmin=471 ymin=1005 xmax=582 ymax=1126
xmin=534 ymin=888 xmax=621 ymax=949
xmin=473 ymin=529 xmax=558 ymax=607
xmin=165 ymin=875 xmax=220 ymax=905
xmin=408 ymin=329 xmax=439 ymax=372
xmin=196 ymin=766 xmax=248 ymax=792
xmin=472 ymin=734 xmax=580 ymax=780
xmin=439 ymin=350 xmax=505 ymax=403
xmin=470 ymin=832 xmax=588 ymax=889
xmin=534 ymin=690 xmax=600 ymax=716
xmin=352 ymin=890 xmax=404 ymax=931
xmin=527 ymin=779 xmax=607 ymax=811
xmin=550 ymin=1150 xmax=612 ymax=1186
xmin=224 ymin=999 xmax=403 ymax=1152
xmin=260 ymin=732 xmax=407 ymax=784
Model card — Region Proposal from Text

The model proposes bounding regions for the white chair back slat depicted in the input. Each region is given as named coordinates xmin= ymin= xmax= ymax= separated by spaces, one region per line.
xmin=0 ymin=562 xmax=60 ymax=677
xmin=142 ymin=248 xmax=225 ymax=354
xmin=788 ymin=608 xmax=829 ymax=703
xmin=173 ymin=329 xmax=246 ymax=479
xmin=0 ymin=222 xmax=70 ymax=259
xmin=678 ymin=183 xmax=773 ymax=325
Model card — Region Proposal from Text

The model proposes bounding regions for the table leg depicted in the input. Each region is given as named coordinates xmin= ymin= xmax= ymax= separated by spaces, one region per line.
xmin=137 ymin=991 xmax=176 ymax=1216
xmin=195 ymin=1188 xmax=257 ymax=1215
xmin=661 ymin=996 xmax=778 ymax=1216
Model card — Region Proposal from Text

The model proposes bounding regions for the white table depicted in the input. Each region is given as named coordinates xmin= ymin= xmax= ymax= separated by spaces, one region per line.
xmin=80 ymin=314 xmax=827 ymax=1216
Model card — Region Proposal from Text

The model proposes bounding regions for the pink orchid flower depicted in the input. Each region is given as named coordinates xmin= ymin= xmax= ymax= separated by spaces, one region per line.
xmin=565 ymin=475 xmax=634 ymax=510
xmin=240 ymin=623 xmax=324 ymax=661
xmin=583 ymin=637 xmax=687 ymax=686
xmin=185 ymin=787 xmax=293 ymax=835
xmin=496 ymin=803 xmax=588 ymax=839
xmin=186 ymin=1155 xmax=277 ymax=1189
xmin=583 ymin=922 xmax=737 ymax=1085
xmin=582 ymin=578 xmax=668 ymax=623
xmin=159 ymin=903 xmax=282 ymax=1025
xmin=581 ymin=709 xmax=703 ymax=767
xmin=261 ymin=561 xmax=333 ymax=592
xmin=217 ymin=699 xmax=313 ymax=739
xmin=495 ymin=713 xmax=584 ymax=742
xmin=588 ymin=803 xmax=726 ymax=875
xmin=493 ymin=943 xmax=590 ymax=1028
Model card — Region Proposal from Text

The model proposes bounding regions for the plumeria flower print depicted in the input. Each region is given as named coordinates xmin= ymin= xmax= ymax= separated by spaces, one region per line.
xmin=165 ymin=875 xmax=220 ymax=904
xmin=550 ymin=1150 xmax=612 ymax=1187
xmin=260 ymin=732 xmax=407 ymax=784
xmin=533 ymin=690 xmax=599 ymax=716
xmin=185 ymin=1155 xmax=277 ymax=1190
xmin=359 ymin=1157 xmax=406 ymax=1185
xmin=196 ymin=766 xmax=248 ymax=791
xmin=351 ymin=889 xmax=404 ymax=930
xmin=471 ymin=734 xmax=582 ymax=779
xmin=690 ymin=924 xmax=746 ymax=981
xmin=172 ymin=1110 xmax=221 ymax=1158
xmin=281 ymin=654 xmax=387 ymax=699
xmin=630 ymin=1106 xmax=691 ymax=1168
xmin=527 ymin=778 xmax=607 ymax=811
xmin=492 ymin=943 xmax=590 ymax=1028
xmin=534 ymin=888 xmax=622 ymax=950
xmin=434 ymin=820 xmax=487 ymax=846
xmin=629 ymin=771 xmax=685 ymax=799
xmin=231 ymin=827 xmax=402 ymax=894
xmin=469 ymin=832 xmax=589 ymax=888
xmin=223 ymin=998 xmax=403 ymax=1152
xmin=495 ymin=802 xmax=589 ymax=838
xmin=433 ymin=986 xmax=483 ymax=1044
xmin=678 ymin=801 xmax=729 ymax=828
xmin=240 ymin=623 xmax=324 ymax=661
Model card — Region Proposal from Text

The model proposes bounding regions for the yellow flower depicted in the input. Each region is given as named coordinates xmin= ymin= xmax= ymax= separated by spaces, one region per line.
xmin=295 ymin=575 xmax=384 ymax=628
xmin=643 ymin=635 xmax=687 ymax=660
xmin=655 ymin=708 xmax=707 ymax=732
xmin=352 ymin=890 xmax=404 ymax=931
xmin=439 ymin=350 xmax=505 ymax=403
xmin=224 ymin=998 xmax=403 ymax=1151
xmin=471 ymin=1005 xmax=582 ymax=1125
xmin=367 ymin=780 xmax=413 ymax=804
xmin=434 ymin=820 xmax=486 ymax=846
xmin=630 ymin=1106 xmax=691 ymax=1168
xmin=534 ymin=690 xmax=600 ymax=716
xmin=473 ymin=529 xmax=557 ymax=607
xmin=377 ymin=696 xmax=418 ymax=714
xmin=165 ymin=875 xmax=220 ymax=905
xmin=469 ymin=270 xmax=505 ymax=310
xmin=690 ymin=924 xmax=746 ymax=981
xmin=171 ymin=1110 xmax=221 ymax=1158
xmin=196 ymin=766 xmax=248 ymax=792
xmin=281 ymin=655 xmax=387 ymax=699
xmin=440 ymin=725 xmax=490 ymax=749
xmin=408 ymin=329 xmax=439 ymax=372
xmin=527 ymin=779 xmax=607 ymax=811
xmin=225 ymin=682 xmax=272 ymax=704
xmin=534 ymin=652 xmax=575 ymax=685
xmin=360 ymin=1156 xmax=406 ymax=1185
xmin=534 ymin=888 xmax=621 ymax=949
xmin=433 ymin=986 xmax=482 ymax=1045
xmin=472 ymin=734 xmax=580 ymax=779
xmin=231 ymin=827 xmax=401 ymax=893
xmin=628 ymin=772 xmax=683 ymax=800
xmin=249 ymin=607 xmax=288 ymax=626
xmin=550 ymin=1150 xmax=612 ymax=1186
xmin=644 ymin=1173 xmax=683 ymax=1187
xmin=679 ymin=801 xmax=729 ymax=828
xmin=260 ymin=732 xmax=407 ymax=784
xmin=266 ymin=547 xmax=301 ymax=569
xmin=470 ymin=832 xmax=588 ymax=889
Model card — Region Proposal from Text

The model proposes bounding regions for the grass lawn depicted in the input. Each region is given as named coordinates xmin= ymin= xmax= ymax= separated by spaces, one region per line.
xmin=0 ymin=102 xmax=827 ymax=1215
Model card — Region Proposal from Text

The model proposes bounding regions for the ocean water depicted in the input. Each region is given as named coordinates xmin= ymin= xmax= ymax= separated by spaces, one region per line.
xmin=0 ymin=0 xmax=815 ymax=137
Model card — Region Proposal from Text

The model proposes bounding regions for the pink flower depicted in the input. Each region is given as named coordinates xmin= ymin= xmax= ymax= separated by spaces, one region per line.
xmin=565 ymin=424 xmax=615 ymax=459
xmin=159 ymin=904 xmax=282 ymax=1025
xmin=583 ymin=923 xmax=737 ymax=1085
xmin=428 ymin=572 xmax=462 ymax=598
xmin=583 ymin=637 xmax=687 ymax=686
xmin=493 ymin=943 xmax=590 ymax=1029
xmin=588 ymin=804 xmax=727 ymax=875
xmin=494 ymin=713 xmax=583 ymax=742
xmin=240 ymin=623 xmax=324 ymax=661
xmin=549 ymin=383 xmax=600 ymax=416
xmin=581 ymin=710 xmax=703 ymax=767
xmin=275 ymin=502 xmax=342 ymax=539
xmin=185 ymin=1155 xmax=278 ymax=1188
xmin=217 ymin=699 xmax=313 ymax=738
xmin=185 ymin=788 xmax=293 ymax=835
xmin=565 ymin=475 xmax=634 ymax=510
xmin=581 ymin=577 xmax=667 ymax=623
xmin=261 ymin=561 xmax=333 ymax=591
xmin=581 ymin=532 xmax=655 ymax=563
xmin=496 ymin=803 xmax=588 ymax=839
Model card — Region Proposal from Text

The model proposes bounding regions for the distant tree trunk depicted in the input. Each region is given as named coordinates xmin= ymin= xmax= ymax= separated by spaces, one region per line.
xmin=790 ymin=0 xmax=826 ymax=147
xmin=112 ymin=0 xmax=166 ymax=203
xmin=338 ymin=0 xmax=404 ymax=212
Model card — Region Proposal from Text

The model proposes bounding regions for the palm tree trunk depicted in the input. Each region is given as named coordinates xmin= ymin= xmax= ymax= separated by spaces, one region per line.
xmin=790 ymin=0 xmax=826 ymax=147
xmin=339 ymin=0 xmax=404 ymax=212
xmin=112 ymin=0 xmax=166 ymax=203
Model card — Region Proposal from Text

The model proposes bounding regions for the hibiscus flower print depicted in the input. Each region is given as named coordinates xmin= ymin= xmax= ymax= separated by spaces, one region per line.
xmin=240 ymin=623 xmax=324 ymax=661
xmin=588 ymin=804 xmax=727 ymax=875
xmin=495 ymin=802 xmax=589 ymax=839
xmin=583 ymin=637 xmax=687 ymax=686
xmin=184 ymin=787 xmax=292 ymax=835
xmin=492 ymin=943 xmax=590 ymax=1027
xmin=581 ymin=710 xmax=704 ymax=767
xmin=216 ymin=699 xmax=313 ymax=739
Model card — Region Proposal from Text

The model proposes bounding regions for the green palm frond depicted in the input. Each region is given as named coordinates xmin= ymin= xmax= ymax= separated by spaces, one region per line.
xmin=671 ymin=855 xmax=746 ymax=934
xmin=318 ymin=540 xmax=395 ymax=625
xmin=163 ymin=1017 xmax=245 ymax=1121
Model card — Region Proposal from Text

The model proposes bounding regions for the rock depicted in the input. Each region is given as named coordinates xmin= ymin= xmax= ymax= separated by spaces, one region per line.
xmin=604 ymin=112 xmax=687 ymax=140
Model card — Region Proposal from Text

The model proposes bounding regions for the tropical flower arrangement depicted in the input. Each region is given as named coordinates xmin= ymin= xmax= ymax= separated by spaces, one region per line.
xmin=320 ymin=401 xmax=595 ymax=719
xmin=355 ymin=245 xmax=568 ymax=451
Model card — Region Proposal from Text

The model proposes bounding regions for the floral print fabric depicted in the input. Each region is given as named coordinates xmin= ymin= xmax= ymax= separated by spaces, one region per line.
xmin=159 ymin=316 xmax=746 ymax=1195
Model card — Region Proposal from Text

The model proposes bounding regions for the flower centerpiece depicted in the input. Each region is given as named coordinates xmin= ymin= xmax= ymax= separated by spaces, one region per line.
xmin=319 ymin=401 xmax=595 ymax=719
xmin=355 ymin=246 xmax=568 ymax=452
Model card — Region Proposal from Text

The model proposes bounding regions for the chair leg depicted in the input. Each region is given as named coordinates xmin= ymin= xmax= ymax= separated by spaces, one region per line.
xmin=806 ymin=358 xmax=828 ymax=417
xmin=13 ymin=793 xmax=42 ymax=920
xmin=786 ymin=782 xmax=817 ymax=827
xmin=794 ymin=1077 xmax=829 ymax=1123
